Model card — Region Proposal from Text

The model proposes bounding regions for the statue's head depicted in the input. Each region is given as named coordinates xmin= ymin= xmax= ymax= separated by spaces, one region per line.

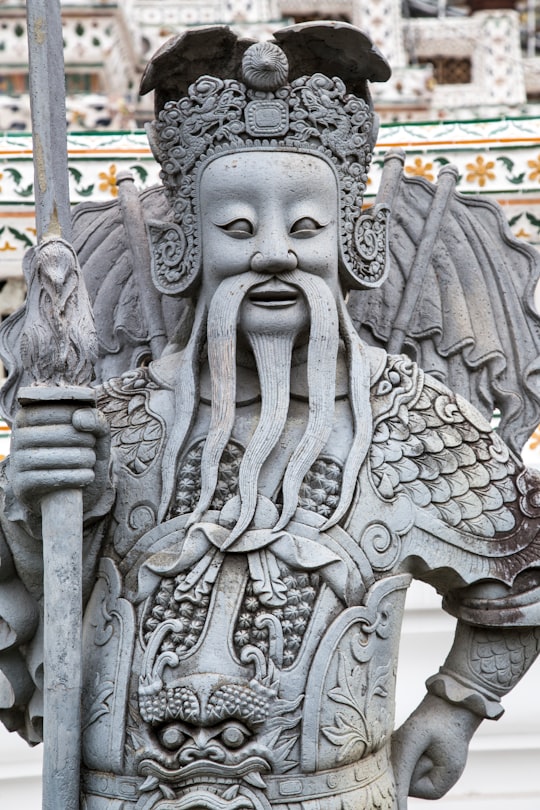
xmin=140 ymin=23 xmax=391 ymax=300
xmin=143 ymin=24 xmax=392 ymax=534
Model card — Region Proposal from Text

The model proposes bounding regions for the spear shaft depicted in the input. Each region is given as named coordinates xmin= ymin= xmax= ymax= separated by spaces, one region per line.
xmin=25 ymin=3 xmax=90 ymax=809
xmin=27 ymin=0 xmax=72 ymax=242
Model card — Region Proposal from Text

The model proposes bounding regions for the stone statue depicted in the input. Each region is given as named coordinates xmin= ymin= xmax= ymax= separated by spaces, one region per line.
xmin=1 ymin=21 xmax=540 ymax=810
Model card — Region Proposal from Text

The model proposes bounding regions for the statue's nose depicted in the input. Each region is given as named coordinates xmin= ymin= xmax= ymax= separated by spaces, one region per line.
xmin=250 ymin=248 xmax=298 ymax=274
xmin=178 ymin=742 xmax=226 ymax=763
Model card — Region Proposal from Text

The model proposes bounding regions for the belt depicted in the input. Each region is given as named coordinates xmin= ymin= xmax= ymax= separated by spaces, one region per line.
xmin=83 ymin=747 xmax=392 ymax=804
xmin=265 ymin=747 xmax=391 ymax=801
xmin=82 ymin=770 xmax=142 ymax=802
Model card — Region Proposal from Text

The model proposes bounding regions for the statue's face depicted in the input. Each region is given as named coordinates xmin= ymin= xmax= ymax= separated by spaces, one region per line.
xmin=199 ymin=151 xmax=340 ymax=338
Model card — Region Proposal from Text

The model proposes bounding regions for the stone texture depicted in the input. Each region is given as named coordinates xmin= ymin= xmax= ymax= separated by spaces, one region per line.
xmin=1 ymin=22 xmax=540 ymax=810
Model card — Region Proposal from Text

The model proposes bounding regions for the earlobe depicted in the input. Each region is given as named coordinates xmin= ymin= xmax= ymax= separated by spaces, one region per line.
xmin=342 ymin=203 xmax=390 ymax=290
xmin=147 ymin=220 xmax=198 ymax=296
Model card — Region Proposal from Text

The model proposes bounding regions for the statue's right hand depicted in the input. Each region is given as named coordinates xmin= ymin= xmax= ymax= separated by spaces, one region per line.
xmin=10 ymin=402 xmax=110 ymax=514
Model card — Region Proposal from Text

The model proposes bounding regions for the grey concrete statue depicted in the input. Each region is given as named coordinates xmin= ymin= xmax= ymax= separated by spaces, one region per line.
xmin=1 ymin=21 xmax=540 ymax=810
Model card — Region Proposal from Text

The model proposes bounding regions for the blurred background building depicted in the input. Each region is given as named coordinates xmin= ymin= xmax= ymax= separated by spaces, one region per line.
xmin=0 ymin=1 xmax=540 ymax=808
xmin=0 ymin=0 xmax=540 ymax=128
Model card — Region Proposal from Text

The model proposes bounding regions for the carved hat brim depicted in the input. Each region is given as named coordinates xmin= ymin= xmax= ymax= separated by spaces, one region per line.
xmin=140 ymin=21 xmax=391 ymax=115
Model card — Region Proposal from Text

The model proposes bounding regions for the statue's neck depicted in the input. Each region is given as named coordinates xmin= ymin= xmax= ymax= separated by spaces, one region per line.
xmin=149 ymin=336 xmax=388 ymax=405
xmin=197 ymin=349 xmax=350 ymax=405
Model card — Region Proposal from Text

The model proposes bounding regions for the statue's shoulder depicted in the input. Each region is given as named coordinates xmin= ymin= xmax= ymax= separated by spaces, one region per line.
xmin=369 ymin=351 xmax=524 ymax=540
xmin=96 ymin=365 xmax=167 ymax=475
xmin=369 ymin=350 xmax=422 ymax=418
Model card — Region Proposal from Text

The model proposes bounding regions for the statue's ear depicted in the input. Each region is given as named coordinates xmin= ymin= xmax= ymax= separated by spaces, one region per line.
xmin=342 ymin=203 xmax=390 ymax=290
xmin=147 ymin=220 xmax=198 ymax=296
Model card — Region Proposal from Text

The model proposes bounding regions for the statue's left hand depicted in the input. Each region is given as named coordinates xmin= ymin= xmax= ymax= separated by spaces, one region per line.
xmin=391 ymin=693 xmax=482 ymax=808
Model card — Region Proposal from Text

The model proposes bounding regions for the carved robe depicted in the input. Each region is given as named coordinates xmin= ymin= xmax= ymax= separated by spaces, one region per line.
xmin=1 ymin=342 xmax=540 ymax=810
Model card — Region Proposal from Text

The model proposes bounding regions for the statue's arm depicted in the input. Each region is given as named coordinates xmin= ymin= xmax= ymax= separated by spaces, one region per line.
xmin=391 ymin=608 xmax=540 ymax=806
xmin=424 ymin=618 xmax=540 ymax=721
xmin=391 ymin=691 xmax=481 ymax=807
xmin=0 ymin=400 xmax=114 ymax=742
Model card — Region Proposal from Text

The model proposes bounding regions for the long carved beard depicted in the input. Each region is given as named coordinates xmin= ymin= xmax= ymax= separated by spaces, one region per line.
xmin=227 ymin=329 xmax=295 ymax=542
xmin=188 ymin=270 xmax=340 ymax=536
xmin=178 ymin=270 xmax=372 ymax=535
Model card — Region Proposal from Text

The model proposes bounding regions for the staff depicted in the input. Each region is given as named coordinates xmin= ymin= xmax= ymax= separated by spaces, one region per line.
xmin=24 ymin=1 xmax=96 ymax=807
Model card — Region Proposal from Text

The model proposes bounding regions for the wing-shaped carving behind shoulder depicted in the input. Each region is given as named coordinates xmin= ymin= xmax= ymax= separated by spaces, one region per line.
xmin=349 ymin=153 xmax=540 ymax=456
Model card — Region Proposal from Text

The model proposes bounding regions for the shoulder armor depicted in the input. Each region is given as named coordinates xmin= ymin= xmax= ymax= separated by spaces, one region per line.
xmin=97 ymin=367 xmax=165 ymax=475
xmin=369 ymin=356 xmax=520 ymax=539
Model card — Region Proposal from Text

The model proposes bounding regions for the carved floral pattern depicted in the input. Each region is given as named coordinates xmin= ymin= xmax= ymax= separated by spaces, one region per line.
xmin=298 ymin=459 xmax=343 ymax=518
xmin=172 ymin=440 xmax=344 ymax=521
xmin=323 ymin=652 xmax=391 ymax=762
xmin=143 ymin=573 xmax=210 ymax=651
xmin=234 ymin=573 xmax=320 ymax=668
xmin=171 ymin=440 xmax=243 ymax=517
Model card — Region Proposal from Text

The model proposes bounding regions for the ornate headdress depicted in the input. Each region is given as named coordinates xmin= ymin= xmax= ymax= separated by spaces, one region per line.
xmin=140 ymin=22 xmax=391 ymax=296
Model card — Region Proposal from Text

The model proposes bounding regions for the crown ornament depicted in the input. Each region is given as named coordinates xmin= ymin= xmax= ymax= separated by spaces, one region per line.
xmin=140 ymin=23 xmax=391 ymax=296
xmin=242 ymin=41 xmax=289 ymax=90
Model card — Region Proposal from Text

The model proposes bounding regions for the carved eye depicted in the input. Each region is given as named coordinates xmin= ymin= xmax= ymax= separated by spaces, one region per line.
xmin=219 ymin=218 xmax=254 ymax=238
xmin=290 ymin=217 xmax=323 ymax=237
xmin=158 ymin=723 xmax=186 ymax=750
xmin=220 ymin=723 xmax=250 ymax=749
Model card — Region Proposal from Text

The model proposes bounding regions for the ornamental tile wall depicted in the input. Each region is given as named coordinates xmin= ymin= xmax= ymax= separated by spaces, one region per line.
xmin=0 ymin=131 xmax=154 ymax=278
xmin=2 ymin=117 xmax=540 ymax=280
xmin=374 ymin=117 xmax=540 ymax=243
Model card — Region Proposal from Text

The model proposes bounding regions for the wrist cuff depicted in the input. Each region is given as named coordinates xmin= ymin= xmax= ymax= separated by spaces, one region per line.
xmin=426 ymin=669 xmax=504 ymax=719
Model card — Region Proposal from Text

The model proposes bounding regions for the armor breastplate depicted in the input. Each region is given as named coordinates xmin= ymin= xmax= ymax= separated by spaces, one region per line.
xmin=80 ymin=380 xmax=417 ymax=809
xmin=81 ymin=494 xmax=411 ymax=810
